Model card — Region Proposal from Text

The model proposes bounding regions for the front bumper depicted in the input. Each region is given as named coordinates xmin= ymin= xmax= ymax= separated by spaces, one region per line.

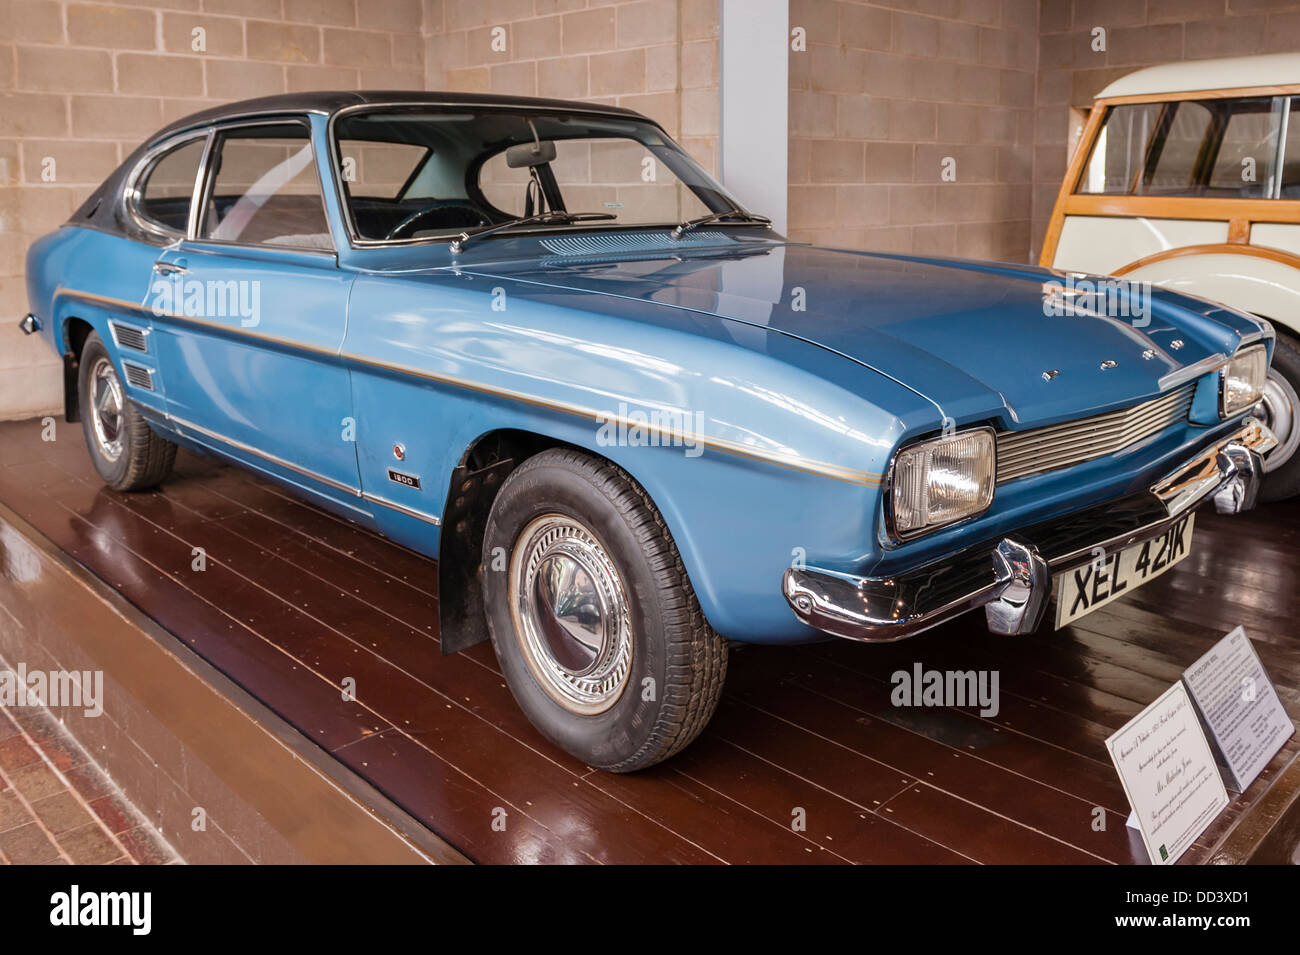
xmin=783 ymin=417 xmax=1277 ymax=642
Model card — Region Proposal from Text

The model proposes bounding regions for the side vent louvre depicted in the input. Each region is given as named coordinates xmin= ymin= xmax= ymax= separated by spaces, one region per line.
xmin=110 ymin=321 xmax=148 ymax=352
xmin=121 ymin=361 xmax=154 ymax=391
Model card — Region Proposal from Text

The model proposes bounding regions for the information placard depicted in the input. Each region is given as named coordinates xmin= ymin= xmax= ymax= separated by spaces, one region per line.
xmin=1182 ymin=626 xmax=1295 ymax=793
xmin=1105 ymin=681 xmax=1229 ymax=865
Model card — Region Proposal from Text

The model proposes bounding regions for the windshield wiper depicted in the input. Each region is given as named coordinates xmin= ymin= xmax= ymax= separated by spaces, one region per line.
xmin=449 ymin=211 xmax=617 ymax=253
xmin=671 ymin=209 xmax=772 ymax=240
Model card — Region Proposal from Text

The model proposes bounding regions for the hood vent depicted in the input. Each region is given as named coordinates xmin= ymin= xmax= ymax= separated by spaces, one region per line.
xmin=539 ymin=230 xmax=730 ymax=257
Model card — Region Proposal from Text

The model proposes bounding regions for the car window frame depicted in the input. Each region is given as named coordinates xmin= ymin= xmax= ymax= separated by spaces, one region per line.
xmin=1076 ymin=94 xmax=1295 ymax=201
xmin=326 ymin=101 xmax=751 ymax=250
xmin=192 ymin=115 xmax=337 ymax=256
xmin=123 ymin=128 xmax=212 ymax=244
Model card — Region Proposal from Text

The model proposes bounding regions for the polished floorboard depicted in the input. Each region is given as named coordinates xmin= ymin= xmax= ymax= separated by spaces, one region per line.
xmin=1 ymin=417 xmax=1296 ymax=864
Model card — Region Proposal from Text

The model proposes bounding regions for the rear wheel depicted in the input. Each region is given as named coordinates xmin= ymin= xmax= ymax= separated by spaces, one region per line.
xmin=78 ymin=332 xmax=177 ymax=491
xmin=1260 ymin=332 xmax=1300 ymax=502
xmin=482 ymin=449 xmax=727 ymax=772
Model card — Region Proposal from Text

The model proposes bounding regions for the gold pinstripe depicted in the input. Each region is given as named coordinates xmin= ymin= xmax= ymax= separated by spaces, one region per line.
xmin=53 ymin=287 xmax=885 ymax=487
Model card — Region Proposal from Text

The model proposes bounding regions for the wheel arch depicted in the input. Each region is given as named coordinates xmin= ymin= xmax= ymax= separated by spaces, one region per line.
xmin=437 ymin=427 xmax=609 ymax=654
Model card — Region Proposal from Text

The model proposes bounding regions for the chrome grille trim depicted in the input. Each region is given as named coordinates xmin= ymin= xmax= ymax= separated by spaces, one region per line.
xmin=996 ymin=384 xmax=1195 ymax=484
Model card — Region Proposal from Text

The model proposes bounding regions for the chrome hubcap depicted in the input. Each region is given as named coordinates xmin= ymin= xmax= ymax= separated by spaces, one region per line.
xmin=1260 ymin=368 xmax=1299 ymax=474
xmin=89 ymin=357 xmax=124 ymax=462
xmin=508 ymin=514 xmax=632 ymax=715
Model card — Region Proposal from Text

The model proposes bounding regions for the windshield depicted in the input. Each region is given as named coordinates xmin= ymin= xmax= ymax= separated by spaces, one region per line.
xmin=333 ymin=106 xmax=745 ymax=242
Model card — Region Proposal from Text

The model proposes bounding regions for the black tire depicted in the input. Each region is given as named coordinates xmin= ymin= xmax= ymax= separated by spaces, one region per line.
xmin=78 ymin=332 xmax=177 ymax=492
xmin=482 ymin=449 xmax=727 ymax=772
xmin=1260 ymin=331 xmax=1300 ymax=503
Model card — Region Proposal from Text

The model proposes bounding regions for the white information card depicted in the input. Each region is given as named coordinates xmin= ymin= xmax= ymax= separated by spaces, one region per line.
xmin=1182 ymin=626 xmax=1295 ymax=793
xmin=1105 ymin=681 xmax=1229 ymax=865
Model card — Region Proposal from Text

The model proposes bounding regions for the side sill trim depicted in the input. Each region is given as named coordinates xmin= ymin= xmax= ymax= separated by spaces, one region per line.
xmin=361 ymin=493 xmax=441 ymax=526
xmin=160 ymin=411 xmax=444 ymax=527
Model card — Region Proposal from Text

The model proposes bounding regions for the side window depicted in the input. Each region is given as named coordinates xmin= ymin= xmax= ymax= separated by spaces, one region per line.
xmin=1141 ymin=101 xmax=1213 ymax=195
xmin=1078 ymin=103 xmax=1163 ymax=195
xmin=200 ymin=123 xmax=332 ymax=250
xmin=135 ymin=137 xmax=205 ymax=234
xmin=1206 ymin=97 xmax=1282 ymax=197
xmin=1078 ymin=97 xmax=1281 ymax=198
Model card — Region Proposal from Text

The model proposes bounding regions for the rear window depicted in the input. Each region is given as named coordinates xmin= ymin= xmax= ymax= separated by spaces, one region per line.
xmin=1077 ymin=96 xmax=1284 ymax=199
xmin=135 ymin=137 xmax=205 ymax=234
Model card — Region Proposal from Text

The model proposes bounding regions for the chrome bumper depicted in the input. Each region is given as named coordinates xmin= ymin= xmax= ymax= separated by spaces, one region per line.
xmin=783 ymin=417 xmax=1277 ymax=643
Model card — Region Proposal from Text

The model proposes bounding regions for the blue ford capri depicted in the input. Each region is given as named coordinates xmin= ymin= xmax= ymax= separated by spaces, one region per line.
xmin=22 ymin=92 xmax=1278 ymax=770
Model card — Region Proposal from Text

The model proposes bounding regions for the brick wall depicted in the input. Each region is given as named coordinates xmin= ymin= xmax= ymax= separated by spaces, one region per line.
xmin=424 ymin=0 xmax=721 ymax=175
xmin=0 ymin=0 xmax=426 ymax=421
xmin=1033 ymin=0 xmax=1300 ymax=261
xmin=788 ymin=0 xmax=1039 ymax=261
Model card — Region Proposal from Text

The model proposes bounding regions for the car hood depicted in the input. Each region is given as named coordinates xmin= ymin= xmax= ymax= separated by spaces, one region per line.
xmin=459 ymin=240 xmax=1265 ymax=428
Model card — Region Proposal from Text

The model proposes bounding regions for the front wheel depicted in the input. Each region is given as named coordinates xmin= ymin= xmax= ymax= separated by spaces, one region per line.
xmin=482 ymin=449 xmax=727 ymax=772
xmin=1260 ymin=332 xmax=1300 ymax=502
xmin=78 ymin=332 xmax=177 ymax=491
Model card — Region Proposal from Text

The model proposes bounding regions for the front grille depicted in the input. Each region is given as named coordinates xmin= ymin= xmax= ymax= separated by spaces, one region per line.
xmin=121 ymin=361 xmax=154 ymax=391
xmin=996 ymin=383 xmax=1196 ymax=484
xmin=110 ymin=321 xmax=148 ymax=352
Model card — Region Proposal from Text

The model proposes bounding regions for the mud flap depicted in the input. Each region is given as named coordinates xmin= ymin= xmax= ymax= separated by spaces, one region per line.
xmin=63 ymin=352 xmax=80 ymax=423
xmin=438 ymin=458 xmax=515 ymax=654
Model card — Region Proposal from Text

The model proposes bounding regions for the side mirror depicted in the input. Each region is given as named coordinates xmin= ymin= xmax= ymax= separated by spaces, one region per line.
xmin=505 ymin=140 xmax=557 ymax=168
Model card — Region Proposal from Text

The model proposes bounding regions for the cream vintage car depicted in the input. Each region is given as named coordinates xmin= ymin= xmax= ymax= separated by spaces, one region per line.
xmin=1042 ymin=53 xmax=1300 ymax=500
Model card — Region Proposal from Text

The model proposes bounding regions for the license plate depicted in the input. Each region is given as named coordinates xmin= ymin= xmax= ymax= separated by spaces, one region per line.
xmin=1054 ymin=514 xmax=1194 ymax=629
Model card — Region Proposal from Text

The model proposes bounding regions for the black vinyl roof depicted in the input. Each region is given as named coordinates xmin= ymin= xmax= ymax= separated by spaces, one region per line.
xmin=154 ymin=90 xmax=648 ymax=139
xmin=70 ymin=91 xmax=654 ymax=242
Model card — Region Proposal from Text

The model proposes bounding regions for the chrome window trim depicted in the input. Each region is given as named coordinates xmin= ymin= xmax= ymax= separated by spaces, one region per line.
xmin=192 ymin=115 xmax=338 ymax=255
xmin=1272 ymin=94 xmax=1291 ymax=200
xmin=123 ymin=128 xmax=212 ymax=243
xmin=324 ymin=100 xmax=751 ymax=250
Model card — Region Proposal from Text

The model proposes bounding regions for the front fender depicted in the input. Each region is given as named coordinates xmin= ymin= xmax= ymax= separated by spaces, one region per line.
xmin=343 ymin=270 xmax=938 ymax=643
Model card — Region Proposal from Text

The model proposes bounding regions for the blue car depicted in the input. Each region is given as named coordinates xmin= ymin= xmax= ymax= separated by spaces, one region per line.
xmin=21 ymin=92 xmax=1279 ymax=771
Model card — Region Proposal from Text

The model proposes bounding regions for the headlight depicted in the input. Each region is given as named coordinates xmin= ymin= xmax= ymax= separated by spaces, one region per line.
xmin=889 ymin=428 xmax=995 ymax=538
xmin=1220 ymin=345 xmax=1267 ymax=417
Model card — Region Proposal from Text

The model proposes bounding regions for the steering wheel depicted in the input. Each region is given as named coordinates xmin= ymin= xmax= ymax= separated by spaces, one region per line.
xmin=385 ymin=200 xmax=486 ymax=240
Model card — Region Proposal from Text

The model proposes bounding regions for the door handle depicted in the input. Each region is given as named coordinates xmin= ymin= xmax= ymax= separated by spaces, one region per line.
xmin=153 ymin=260 xmax=187 ymax=275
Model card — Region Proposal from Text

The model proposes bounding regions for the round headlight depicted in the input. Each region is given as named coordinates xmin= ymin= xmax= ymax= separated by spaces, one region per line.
xmin=889 ymin=428 xmax=996 ymax=538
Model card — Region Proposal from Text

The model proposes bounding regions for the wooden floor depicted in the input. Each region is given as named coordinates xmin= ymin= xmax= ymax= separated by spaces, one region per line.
xmin=0 ymin=417 xmax=1296 ymax=864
